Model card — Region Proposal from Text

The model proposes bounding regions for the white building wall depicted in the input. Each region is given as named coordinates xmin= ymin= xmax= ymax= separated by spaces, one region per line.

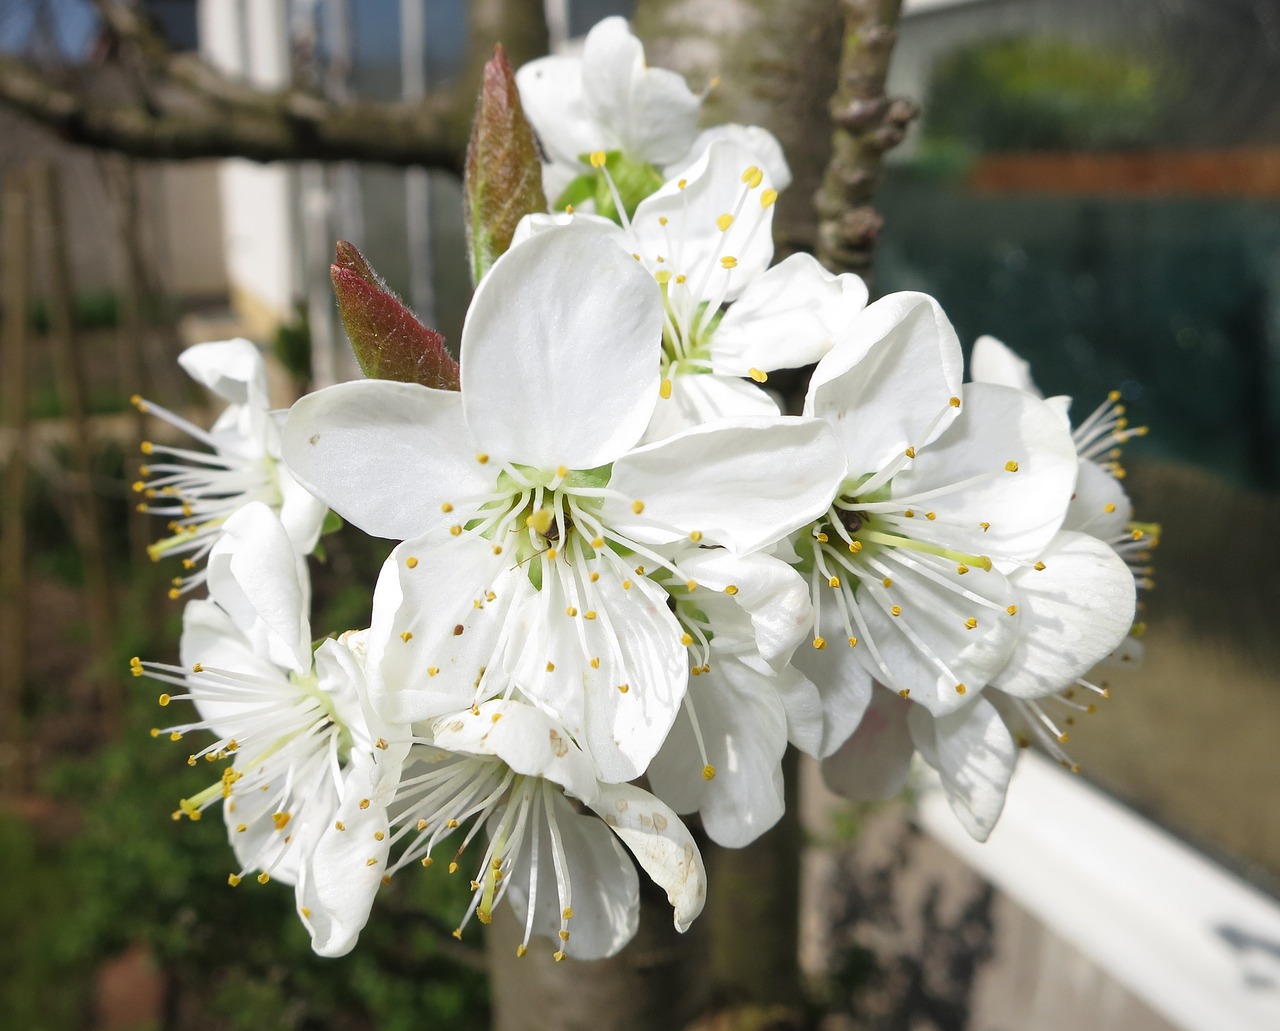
xmin=198 ymin=0 xmax=298 ymax=338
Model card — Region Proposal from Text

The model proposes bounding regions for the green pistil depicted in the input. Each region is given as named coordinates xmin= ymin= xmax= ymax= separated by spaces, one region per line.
xmin=856 ymin=528 xmax=992 ymax=572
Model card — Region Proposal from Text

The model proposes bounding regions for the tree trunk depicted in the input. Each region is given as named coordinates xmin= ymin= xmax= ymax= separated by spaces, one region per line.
xmin=633 ymin=0 xmax=844 ymax=258
xmin=486 ymin=871 xmax=713 ymax=1031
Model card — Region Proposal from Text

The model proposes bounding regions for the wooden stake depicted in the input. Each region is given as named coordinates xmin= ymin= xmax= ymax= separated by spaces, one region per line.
xmin=0 ymin=169 xmax=33 ymax=796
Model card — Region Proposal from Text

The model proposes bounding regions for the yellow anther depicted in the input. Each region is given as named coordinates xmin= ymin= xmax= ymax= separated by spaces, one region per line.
xmin=748 ymin=367 xmax=768 ymax=383
xmin=589 ymin=571 xmax=600 ymax=582
xmin=848 ymin=636 xmax=858 ymax=647
xmin=617 ymin=684 xmax=630 ymax=693
xmin=829 ymin=576 xmax=841 ymax=588
xmin=621 ymin=579 xmax=633 ymax=590
xmin=589 ymin=150 xmax=607 ymax=168
xmin=228 ymin=874 xmax=241 ymax=887
xmin=428 ymin=666 xmax=439 ymax=676
xmin=685 ymin=579 xmax=698 ymax=592
xmin=365 ymin=858 xmax=378 ymax=867
xmin=476 ymin=452 xmax=489 ymax=464
xmin=554 ymin=951 xmax=566 ymax=962
xmin=676 ymin=274 xmax=687 ymax=284
xmin=416 ymin=819 xmax=428 ymax=831
xmin=169 ymin=731 xmax=183 ymax=741
xmin=374 ymin=831 xmax=385 ymax=841
xmin=591 ymin=536 xmax=604 ymax=548
xmin=564 ymin=204 xmax=575 ymax=214
xmin=631 ymin=500 xmax=645 ymax=514
xmin=677 ymin=178 xmax=688 ymax=189
xmin=760 ymin=188 xmax=778 ymax=207
xmin=168 ymin=588 xmax=181 ymax=600
xmin=812 ymin=637 xmax=827 ymax=650
xmin=492 ymin=545 xmax=503 ymax=555
xmin=903 ymin=509 xmax=915 ymax=518
xmin=890 ymin=605 xmax=902 ymax=617
xmin=558 ymin=929 xmax=570 ymax=941
xmin=139 ymin=440 xmax=154 ymax=454
xmin=1104 ymin=503 xmax=1116 ymax=513
xmin=926 ymin=512 xmax=937 ymax=521
xmin=702 ymin=764 xmax=716 ymax=781
xmin=335 ymin=821 xmax=346 ymax=831
xmin=680 ymin=633 xmax=694 ymax=647
xmin=258 ymin=872 xmax=271 ymax=884
xmin=1007 ymin=605 xmax=1019 ymax=616
xmin=882 ymin=577 xmax=893 ymax=588
xmin=449 ymin=524 xmax=462 ymax=536
xmin=273 ymin=812 xmax=291 ymax=830
xmin=556 ymin=465 xmax=569 ymax=478
xmin=132 ymin=480 xmax=145 ymax=493
xmin=816 ymin=532 xmax=829 ymax=542
xmin=899 ymin=689 xmax=911 ymax=698
xmin=716 ymin=213 xmax=734 ymax=231
xmin=905 ymin=447 xmax=916 ymax=459
xmin=747 ymin=168 xmax=764 ymax=189
xmin=590 ymin=657 xmax=600 ymax=669
xmin=526 ymin=508 xmax=554 ymax=534
xmin=359 ymin=799 xmax=371 ymax=810
xmin=724 ymin=584 xmax=739 ymax=596
xmin=658 ymin=216 xmax=669 ymax=226
xmin=949 ymin=396 xmax=961 ymax=408
xmin=660 ymin=378 xmax=673 ymax=399
xmin=516 ymin=944 xmax=527 ymax=957
xmin=158 ymin=693 xmax=171 ymax=706
xmin=720 ymin=256 xmax=738 ymax=269
xmin=545 ymin=547 xmax=558 ymax=561
xmin=565 ymin=606 xmax=578 ymax=617
xmin=1005 ymin=460 xmax=1020 ymax=472
xmin=441 ymin=502 xmax=453 ymax=513
xmin=405 ymin=556 xmax=418 ymax=571
xmin=849 ymin=540 xmax=863 ymax=553
xmin=964 ymin=617 xmax=978 ymax=630
xmin=400 ymin=631 xmax=413 ymax=642
xmin=741 ymin=165 xmax=759 ymax=184
xmin=955 ymin=683 xmax=967 ymax=695
xmin=689 ymin=530 xmax=703 ymax=542
xmin=546 ymin=661 xmax=555 ymax=673
xmin=1034 ymin=561 xmax=1046 ymax=571
xmin=584 ymin=610 xmax=597 ymax=620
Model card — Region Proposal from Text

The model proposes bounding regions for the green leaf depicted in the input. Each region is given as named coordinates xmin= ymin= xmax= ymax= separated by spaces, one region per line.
xmin=464 ymin=44 xmax=548 ymax=285
xmin=330 ymin=241 xmax=460 ymax=390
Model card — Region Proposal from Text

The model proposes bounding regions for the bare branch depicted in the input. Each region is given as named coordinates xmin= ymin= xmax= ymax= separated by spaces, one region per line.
xmin=814 ymin=0 xmax=917 ymax=283
xmin=0 ymin=0 xmax=552 ymax=172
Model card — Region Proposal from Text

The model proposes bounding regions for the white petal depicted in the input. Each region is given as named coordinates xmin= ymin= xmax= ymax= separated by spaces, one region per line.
xmin=430 ymin=700 xmax=600 ymax=806
xmin=516 ymin=54 xmax=612 ymax=170
xmin=643 ymin=371 xmax=780 ymax=443
xmin=629 ymin=140 xmax=776 ymax=304
xmin=1063 ymin=459 xmax=1132 ymax=539
xmin=607 ymin=416 xmax=846 ymax=556
xmin=178 ymin=338 xmax=268 ymax=408
xmin=909 ymin=697 xmax=1017 ymax=842
xmin=581 ymin=17 xmax=699 ymax=166
xmin=365 ymin=535 xmax=526 ymax=724
xmin=790 ymin=605 xmax=874 ymax=757
xmin=772 ymin=663 xmax=825 ymax=758
xmin=282 ymin=380 xmax=486 ymax=541
xmin=206 ymin=502 xmax=311 ymax=675
xmin=506 ymin=561 xmax=687 ymax=783
xmin=969 ymin=335 xmax=1041 ymax=395
xmin=821 ymin=685 xmax=915 ymax=800
xmin=589 ymin=781 xmax=707 ymax=933
xmin=712 ymin=253 xmax=868 ymax=374
xmin=503 ymin=783 xmax=639 ymax=959
xmin=677 ymin=549 xmax=813 ymax=668
xmin=647 ymin=654 xmax=787 ymax=847
xmin=300 ymin=755 xmax=393 ymax=957
xmin=179 ymin=599 xmax=283 ymax=738
xmin=894 ymin=382 xmax=1079 ymax=563
xmin=848 ymin=552 xmax=1017 ymax=717
xmin=807 ymin=292 xmax=964 ymax=472
xmin=460 ymin=228 xmax=662 ymax=470
xmin=272 ymin=437 xmax=328 ymax=555
xmin=994 ymin=532 xmax=1136 ymax=699
xmin=668 ymin=124 xmax=793 ymax=192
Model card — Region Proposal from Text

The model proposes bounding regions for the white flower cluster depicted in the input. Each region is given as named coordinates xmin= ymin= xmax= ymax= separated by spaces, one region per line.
xmin=132 ymin=18 xmax=1151 ymax=964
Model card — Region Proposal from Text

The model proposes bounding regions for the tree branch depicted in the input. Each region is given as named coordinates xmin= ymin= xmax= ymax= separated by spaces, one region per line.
xmin=815 ymin=0 xmax=917 ymax=282
xmin=0 ymin=0 xmax=551 ymax=172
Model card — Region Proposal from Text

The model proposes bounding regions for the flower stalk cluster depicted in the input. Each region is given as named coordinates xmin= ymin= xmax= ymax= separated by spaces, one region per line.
xmin=131 ymin=17 xmax=1155 ymax=962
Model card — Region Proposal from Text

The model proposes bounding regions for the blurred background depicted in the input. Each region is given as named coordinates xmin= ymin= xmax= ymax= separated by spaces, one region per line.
xmin=0 ymin=0 xmax=1277 ymax=1028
